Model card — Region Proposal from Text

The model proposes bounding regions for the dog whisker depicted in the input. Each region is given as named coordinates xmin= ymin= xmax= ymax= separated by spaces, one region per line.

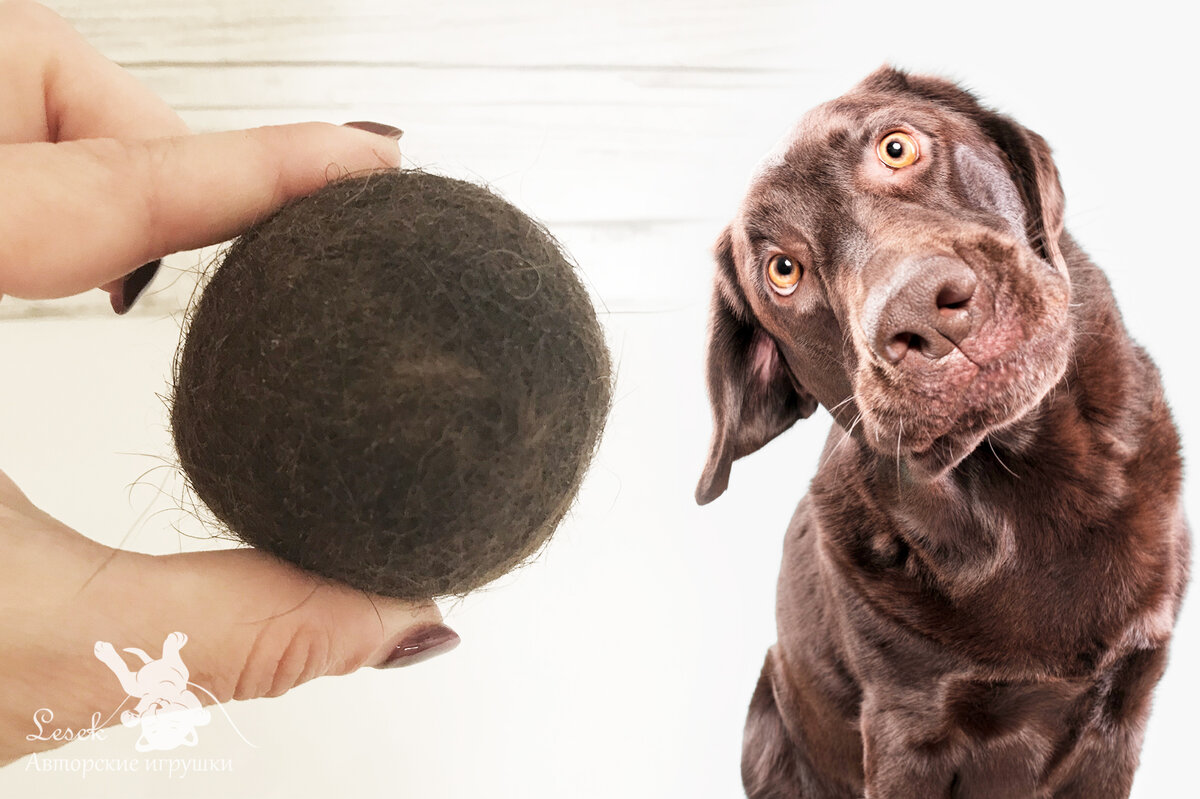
xmin=830 ymin=412 xmax=864 ymax=456
xmin=827 ymin=394 xmax=857 ymax=417
xmin=987 ymin=435 xmax=1020 ymax=479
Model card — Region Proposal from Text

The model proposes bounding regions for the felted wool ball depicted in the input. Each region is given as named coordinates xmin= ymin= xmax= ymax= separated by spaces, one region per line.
xmin=170 ymin=170 xmax=612 ymax=600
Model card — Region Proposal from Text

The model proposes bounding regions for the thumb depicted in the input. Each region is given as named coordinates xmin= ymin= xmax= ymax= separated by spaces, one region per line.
xmin=138 ymin=547 xmax=459 ymax=702
xmin=0 ymin=471 xmax=459 ymax=764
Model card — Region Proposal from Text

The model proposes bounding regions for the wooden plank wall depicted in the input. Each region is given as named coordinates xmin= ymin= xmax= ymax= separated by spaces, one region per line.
xmin=4 ymin=0 xmax=820 ymax=320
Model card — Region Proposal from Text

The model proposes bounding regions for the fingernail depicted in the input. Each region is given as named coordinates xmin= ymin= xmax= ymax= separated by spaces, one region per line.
xmin=342 ymin=121 xmax=404 ymax=140
xmin=111 ymin=260 xmax=161 ymax=315
xmin=377 ymin=623 xmax=460 ymax=669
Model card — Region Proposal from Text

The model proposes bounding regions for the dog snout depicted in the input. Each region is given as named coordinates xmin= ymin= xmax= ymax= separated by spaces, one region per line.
xmin=864 ymin=255 xmax=981 ymax=364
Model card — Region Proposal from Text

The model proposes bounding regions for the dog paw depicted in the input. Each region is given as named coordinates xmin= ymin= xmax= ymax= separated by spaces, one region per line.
xmin=94 ymin=641 xmax=117 ymax=660
xmin=165 ymin=631 xmax=188 ymax=650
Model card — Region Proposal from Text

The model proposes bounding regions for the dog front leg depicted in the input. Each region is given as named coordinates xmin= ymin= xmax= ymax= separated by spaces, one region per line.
xmin=743 ymin=649 xmax=862 ymax=799
xmin=1048 ymin=647 xmax=1166 ymax=799
xmin=1050 ymin=730 xmax=1138 ymax=799
xmin=860 ymin=699 xmax=958 ymax=799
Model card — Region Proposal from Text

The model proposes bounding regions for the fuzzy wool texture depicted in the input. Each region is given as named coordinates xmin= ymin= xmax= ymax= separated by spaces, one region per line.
xmin=171 ymin=170 xmax=612 ymax=600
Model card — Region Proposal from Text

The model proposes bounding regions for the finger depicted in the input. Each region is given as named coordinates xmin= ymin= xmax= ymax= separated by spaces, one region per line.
xmin=0 ymin=2 xmax=189 ymax=312
xmin=101 ymin=258 xmax=162 ymax=315
xmin=0 ymin=1 xmax=189 ymax=144
xmin=0 ymin=468 xmax=39 ymax=516
xmin=0 ymin=499 xmax=453 ymax=764
xmin=141 ymin=548 xmax=459 ymax=702
xmin=0 ymin=123 xmax=402 ymax=300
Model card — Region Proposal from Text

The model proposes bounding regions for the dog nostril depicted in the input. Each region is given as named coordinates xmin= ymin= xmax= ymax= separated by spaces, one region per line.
xmin=868 ymin=257 xmax=979 ymax=365
xmin=884 ymin=332 xmax=914 ymax=363
xmin=936 ymin=282 xmax=974 ymax=311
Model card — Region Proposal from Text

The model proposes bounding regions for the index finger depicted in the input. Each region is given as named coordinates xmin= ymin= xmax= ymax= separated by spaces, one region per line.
xmin=0 ymin=122 xmax=402 ymax=300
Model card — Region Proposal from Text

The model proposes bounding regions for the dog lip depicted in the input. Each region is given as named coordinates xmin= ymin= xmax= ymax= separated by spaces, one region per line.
xmin=859 ymin=323 xmax=1069 ymax=462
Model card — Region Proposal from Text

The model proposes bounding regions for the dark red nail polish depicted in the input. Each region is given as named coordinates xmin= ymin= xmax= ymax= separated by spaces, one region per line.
xmin=377 ymin=624 xmax=460 ymax=669
xmin=111 ymin=259 xmax=161 ymax=315
xmin=342 ymin=121 xmax=404 ymax=140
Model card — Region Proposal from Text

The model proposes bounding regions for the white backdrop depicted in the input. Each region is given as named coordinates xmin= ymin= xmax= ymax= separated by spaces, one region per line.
xmin=0 ymin=1 xmax=1196 ymax=797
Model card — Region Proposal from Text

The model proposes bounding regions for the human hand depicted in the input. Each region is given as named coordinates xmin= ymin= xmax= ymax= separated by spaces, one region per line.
xmin=0 ymin=0 xmax=404 ymax=311
xmin=0 ymin=1 xmax=457 ymax=765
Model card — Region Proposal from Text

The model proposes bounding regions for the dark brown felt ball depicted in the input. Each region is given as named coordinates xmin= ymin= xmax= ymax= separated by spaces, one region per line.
xmin=170 ymin=170 xmax=612 ymax=600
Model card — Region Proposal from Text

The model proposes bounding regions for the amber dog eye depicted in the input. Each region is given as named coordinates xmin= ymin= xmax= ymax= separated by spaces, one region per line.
xmin=766 ymin=254 xmax=802 ymax=295
xmin=877 ymin=131 xmax=919 ymax=169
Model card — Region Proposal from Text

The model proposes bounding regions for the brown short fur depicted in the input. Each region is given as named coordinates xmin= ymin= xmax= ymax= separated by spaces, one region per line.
xmin=697 ymin=68 xmax=1189 ymax=798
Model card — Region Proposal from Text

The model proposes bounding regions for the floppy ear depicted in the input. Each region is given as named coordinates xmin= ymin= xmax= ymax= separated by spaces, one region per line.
xmin=695 ymin=227 xmax=818 ymax=505
xmin=976 ymin=113 xmax=1067 ymax=272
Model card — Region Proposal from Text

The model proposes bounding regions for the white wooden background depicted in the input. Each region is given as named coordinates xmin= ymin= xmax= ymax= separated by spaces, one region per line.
xmin=0 ymin=2 xmax=1196 ymax=798
xmin=0 ymin=0 xmax=821 ymax=319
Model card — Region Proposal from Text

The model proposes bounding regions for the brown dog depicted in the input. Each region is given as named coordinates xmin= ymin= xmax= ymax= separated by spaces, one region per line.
xmin=696 ymin=67 xmax=1190 ymax=798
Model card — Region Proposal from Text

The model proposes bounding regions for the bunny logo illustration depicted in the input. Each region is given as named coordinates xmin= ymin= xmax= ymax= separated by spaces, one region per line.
xmin=93 ymin=632 xmax=212 ymax=753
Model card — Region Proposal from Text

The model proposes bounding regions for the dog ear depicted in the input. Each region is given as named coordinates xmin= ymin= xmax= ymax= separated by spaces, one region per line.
xmin=696 ymin=227 xmax=818 ymax=505
xmin=975 ymin=113 xmax=1067 ymax=272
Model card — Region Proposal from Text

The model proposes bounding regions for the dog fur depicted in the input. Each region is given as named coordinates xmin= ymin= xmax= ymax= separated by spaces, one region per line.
xmin=696 ymin=67 xmax=1190 ymax=798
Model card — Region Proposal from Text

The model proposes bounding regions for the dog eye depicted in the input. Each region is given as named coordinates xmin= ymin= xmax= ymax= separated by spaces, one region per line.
xmin=766 ymin=254 xmax=802 ymax=295
xmin=877 ymin=131 xmax=919 ymax=169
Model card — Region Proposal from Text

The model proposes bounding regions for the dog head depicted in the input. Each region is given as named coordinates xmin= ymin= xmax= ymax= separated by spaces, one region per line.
xmin=697 ymin=67 xmax=1072 ymax=503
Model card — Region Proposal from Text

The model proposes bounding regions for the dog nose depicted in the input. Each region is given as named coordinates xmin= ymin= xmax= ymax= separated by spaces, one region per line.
xmin=866 ymin=256 xmax=979 ymax=364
